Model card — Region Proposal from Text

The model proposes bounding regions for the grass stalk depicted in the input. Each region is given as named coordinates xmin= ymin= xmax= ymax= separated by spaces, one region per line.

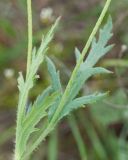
xmin=68 ymin=115 xmax=87 ymax=160
xmin=102 ymin=59 xmax=128 ymax=67
xmin=78 ymin=111 xmax=108 ymax=160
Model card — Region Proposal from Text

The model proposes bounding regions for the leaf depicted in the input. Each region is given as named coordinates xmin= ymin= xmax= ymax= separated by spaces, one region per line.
xmin=32 ymin=86 xmax=53 ymax=109
xmin=48 ymin=98 xmax=61 ymax=120
xmin=27 ymin=17 xmax=60 ymax=87
xmin=18 ymin=91 xmax=59 ymax=157
xmin=75 ymin=47 xmax=82 ymax=63
xmin=66 ymin=17 xmax=113 ymax=103
xmin=17 ymin=72 xmax=25 ymax=92
xmin=17 ymin=15 xmax=113 ymax=159
xmin=47 ymin=18 xmax=113 ymax=120
xmin=84 ymin=17 xmax=113 ymax=67
xmin=46 ymin=57 xmax=62 ymax=92
xmin=46 ymin=57 xmax=63 ymax=119
xmin=37 ymin=17 xmax=60 ymax=58
xmin=60 ymin=92 xmax=108 ymax=119
xmin=26 ymin=86 xmax=52 ymax=114
xmin=16 ymin=18 xmax=60 ymax=158
xmin=67 ymin=67 xmax=111 ymax=103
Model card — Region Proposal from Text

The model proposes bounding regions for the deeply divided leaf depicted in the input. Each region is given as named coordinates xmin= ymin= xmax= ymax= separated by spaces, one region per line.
xmin=16 ymin=17 xmax=114 ymax=159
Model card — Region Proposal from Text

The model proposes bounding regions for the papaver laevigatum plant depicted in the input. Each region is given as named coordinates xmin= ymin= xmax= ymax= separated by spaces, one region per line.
xmin=14 ymin=0 xmax=113 ymax=160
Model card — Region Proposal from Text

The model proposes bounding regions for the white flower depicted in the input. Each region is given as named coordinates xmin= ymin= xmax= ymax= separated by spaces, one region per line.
xmin=121 ymin=44 xmax=127 ymax=52
xmin=4 ymin=68 xmax=14 ymax=78
xmin=40 ymin=7 xmax=54 ymax=23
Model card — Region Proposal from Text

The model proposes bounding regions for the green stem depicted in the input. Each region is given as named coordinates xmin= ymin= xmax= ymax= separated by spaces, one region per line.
xmin=49 ymin=0 xmax=112 ymax=125
xmin=14 ymin=1 xmax=33 ymax=159
xmin=48 ymin=129 xmax=58 ymax=160
xmin=26 ymin=0 xmax=33 ymax=77
xmin=26 ymin=0 xmax=112 ymax=156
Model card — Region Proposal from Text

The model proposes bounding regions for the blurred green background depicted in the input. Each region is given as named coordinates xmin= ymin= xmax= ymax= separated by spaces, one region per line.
xmin=0 ymin=0 xmax=128 ymax=160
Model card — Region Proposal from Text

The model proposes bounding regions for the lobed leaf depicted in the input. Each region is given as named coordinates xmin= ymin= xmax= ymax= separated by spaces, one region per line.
xmin=67 ymin=67 xmax=111 ymax=103
xmin=66 ymin=17 xmax=113 ymax=103
xmin=15 ymin=18 xmax=60 ymax=159
xmin=84 ymin=17 xmax=113 ymax=67
xmin=60 ymin=92 xmax=108 ymax=119
xmin=46 ymin=57 xmax=63 ymax=119
xmin=47 ymin=16 xmax=114 ymax=120
xmin=18 ymin=91 xmax=59 ymax=157
xmin=17 ymin=72 xmax=25 ymax=92
xmin=16 ymin=17 xmax=114 ymax=159
xmin=46 ymin=57 xmax=62 ymax=92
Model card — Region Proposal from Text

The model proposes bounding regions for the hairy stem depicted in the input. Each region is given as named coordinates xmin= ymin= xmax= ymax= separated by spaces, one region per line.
xmin=14 ymin=0 xmax=33 ymax=160
xmin=49 ymin=0 xmax=112 ymax=125
xmin=26 ymin=0 xmax=33 ymax=77
xmin=26 ymin=0 xmax=112 ymax=156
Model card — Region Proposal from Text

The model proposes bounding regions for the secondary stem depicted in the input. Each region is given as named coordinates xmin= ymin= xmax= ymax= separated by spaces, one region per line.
xmin=25 ymin=0 xmax=112 ymax=157
xmin=26 ymin=0 xmax=33 ymax=77
xmin=49 ymin=0 xmax=112 ymax=125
